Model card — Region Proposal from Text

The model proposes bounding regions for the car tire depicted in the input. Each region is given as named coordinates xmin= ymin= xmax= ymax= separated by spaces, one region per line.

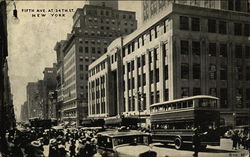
xmin=174 ymin=137 xmax=183 ymax=150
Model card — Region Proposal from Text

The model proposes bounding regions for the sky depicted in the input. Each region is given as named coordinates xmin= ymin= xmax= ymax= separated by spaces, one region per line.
xmin=7 ymin=1 xmax=142 ymax=120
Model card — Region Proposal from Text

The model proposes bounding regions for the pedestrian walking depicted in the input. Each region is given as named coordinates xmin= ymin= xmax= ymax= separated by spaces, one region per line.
xmin=69 ymin=139 xmax=76 ymax=157
xmin=192 ymin=128 xmax=201 ymax=157
xmin=232 ymin=130 xmax=238 ymax=150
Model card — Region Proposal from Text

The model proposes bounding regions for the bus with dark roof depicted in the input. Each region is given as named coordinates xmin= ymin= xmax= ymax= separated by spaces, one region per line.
xmin=150 ymin=95 xmax=220 ymax=150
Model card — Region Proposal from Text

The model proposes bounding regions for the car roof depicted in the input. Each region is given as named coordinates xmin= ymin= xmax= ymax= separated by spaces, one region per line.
xmin=97 ymin=130 xmax=149 ymax=138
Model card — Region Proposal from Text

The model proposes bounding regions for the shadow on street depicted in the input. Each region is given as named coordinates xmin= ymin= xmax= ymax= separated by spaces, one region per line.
xmin=153 ymin=143 xmax=238 ymax=154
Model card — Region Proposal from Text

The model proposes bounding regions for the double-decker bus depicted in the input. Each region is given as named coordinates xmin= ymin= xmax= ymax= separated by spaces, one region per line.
xmin=150 ymin=95 xmax=220 ymax=150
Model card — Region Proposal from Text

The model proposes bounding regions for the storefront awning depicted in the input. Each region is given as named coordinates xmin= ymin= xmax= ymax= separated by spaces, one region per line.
xmin=105 ymin=117 xmax=122 ymax=125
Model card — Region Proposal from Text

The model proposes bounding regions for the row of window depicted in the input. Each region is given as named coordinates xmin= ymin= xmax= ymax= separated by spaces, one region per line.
xmin=86 ymin=7 xmax=134 ymax=20
xmin=64 ymin=66 xmax=75 ymax=81
xmin=180 ymin=16 xmax=250 ymax=36
xmin=79 ymin=39 xmax=108 ymax=45
xmin=89 ymin=62 xmax=106 ymax=77
xmin=90 ymin=102 xmax=105 ymax=115
xmin=91 ymin=88 xmax=106 ymax=100
xmin=90 ymin=76 xmax=105 ymax=89
xmin=181 ymin=87 xmax=250 ymax=108
xmin=180 ymin=40 xmax=250 ymax=58
xmin=64 ymin=74 xmax=76 ymax=87
xmin=79 ymin=46 xmax=107 ymax=54
xmin=64 ymin=56 xmax=75 ymax=71
xmin=87 ymin=17 xmax=134 ymax=27
xmin=122 ymin=18 xmax=169 ymax=57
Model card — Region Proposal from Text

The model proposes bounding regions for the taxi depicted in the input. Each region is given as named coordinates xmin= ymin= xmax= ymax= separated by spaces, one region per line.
xmin=96 ymin=128 xmax=156 ymax=157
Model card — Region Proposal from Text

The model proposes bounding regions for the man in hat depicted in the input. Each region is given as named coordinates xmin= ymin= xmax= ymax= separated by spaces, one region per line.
xmin=192 ymin=128 xmax=201 ymax=157
xmin=48 ymin=139 xmax=58 ymax=157
xmin=26 ymin=141 xmax=44 ymax=157
xmin=77 ymin=138 xmax=87 ymax=157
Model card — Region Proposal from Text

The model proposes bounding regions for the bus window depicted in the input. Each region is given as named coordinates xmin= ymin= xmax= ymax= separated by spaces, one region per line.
xmin=210 ymin=99 xmax=217 ymax=108
xmin=183 ymin=102 xmax=187 ymax=108
xmin=177 ymin=102 xmax=181 ymax=109
xmin=187 ymin=100 xmax=195 ymax=107
xmin=172 ymin=103 xmax=176 ymax=109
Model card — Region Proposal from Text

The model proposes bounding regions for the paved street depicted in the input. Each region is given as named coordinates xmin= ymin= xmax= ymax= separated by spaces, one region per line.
xmin=42 ymin=138 xmax=249 ymax=157
xmin=151 ymin=138 xmax=249 ymax=157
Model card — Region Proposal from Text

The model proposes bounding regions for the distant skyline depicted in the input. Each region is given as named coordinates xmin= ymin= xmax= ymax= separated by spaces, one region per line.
xmin=7 ymin=1 xmax=142 ymax=120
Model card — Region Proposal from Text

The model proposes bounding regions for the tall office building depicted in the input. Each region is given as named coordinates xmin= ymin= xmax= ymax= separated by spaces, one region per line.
xmin=88 ymin=3 xmax=250 ymax=127
xmin=20 ymin=101 xmax=28 ymax=122
xmin=43 ymin=64 xmax=57 ymax=119
xmin=26 ymin=82 xmax=41 ymax=119
xmin=54 ymin=40 xmax=66 ymax=122
xmin=142 ymin=0 xmax=250 ymax=23
xmin=55 ymin=1 xmax=137 ymax=126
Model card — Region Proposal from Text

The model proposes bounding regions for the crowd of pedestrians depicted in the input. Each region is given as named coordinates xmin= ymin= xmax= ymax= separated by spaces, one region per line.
xmin=231 ymin=129 xmax=250 ymax=150
xmin=0 ymin=126 xmax=101 ymax=157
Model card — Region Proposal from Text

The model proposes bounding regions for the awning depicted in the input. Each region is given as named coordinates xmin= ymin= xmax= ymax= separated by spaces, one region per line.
xmin=81 ymin=118 xmax=105 ymax=127
xmin=105 ymin=117 xmax=122 ymax=125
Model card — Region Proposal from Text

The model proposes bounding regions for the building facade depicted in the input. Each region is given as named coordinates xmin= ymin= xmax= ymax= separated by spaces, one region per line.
xmin=88 ymin=3 xmax=250 ymax=127
xmin=142 ymin=0 xmax=250 ymax=23
xmin=55 ymin=1 xmax=137 ymax=126
xmin=26 ymin=82 xmax=43 ymax=119
xmin=43 ymin=64 xmax=57 ymax=119
xmin=54 ymin=40 xmax=66 ymax=122
xmin=20 ymin=101 xmax=29 ymax=123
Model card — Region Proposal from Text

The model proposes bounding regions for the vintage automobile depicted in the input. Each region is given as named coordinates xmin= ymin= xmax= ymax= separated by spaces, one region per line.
xmin=96 ymin=129 xmax=157 ymax=157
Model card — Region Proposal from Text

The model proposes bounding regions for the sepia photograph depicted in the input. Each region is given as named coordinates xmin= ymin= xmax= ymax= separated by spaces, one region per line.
xmin=0 ymin=0 xmax=250 ymax=156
